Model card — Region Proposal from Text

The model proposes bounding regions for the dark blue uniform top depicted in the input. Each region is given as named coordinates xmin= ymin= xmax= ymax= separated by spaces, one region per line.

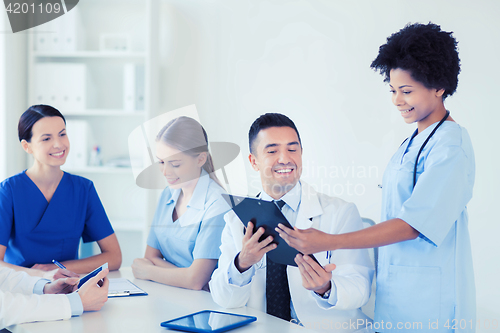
xmin=0 ymin=171 xmax=114 ymax=267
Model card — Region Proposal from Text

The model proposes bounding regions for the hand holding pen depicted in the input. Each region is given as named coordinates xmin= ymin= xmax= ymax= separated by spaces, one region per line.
xmin=47 ymin=260 xmax=79 ymax=280
xmin=43 ymin=276 xmax=79 ymax=294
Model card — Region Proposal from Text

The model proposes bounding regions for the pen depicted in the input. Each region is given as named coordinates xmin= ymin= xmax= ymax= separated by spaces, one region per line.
xmin=52 ymin=259 xmax=67 ymax=269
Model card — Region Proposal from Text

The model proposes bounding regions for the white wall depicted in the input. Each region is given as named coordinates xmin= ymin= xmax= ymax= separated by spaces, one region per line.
xmin=0 ymin=9 xmax=26 ymax=179
xmin=157 ymin=0 xmax=500 ymax=325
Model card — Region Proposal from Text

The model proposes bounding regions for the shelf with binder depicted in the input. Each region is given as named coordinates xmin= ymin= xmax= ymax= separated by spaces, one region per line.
xmin=60 ymin=117 xmax=142 ymax=170
xmin=33 ymin=0 xmax=147 ymax=54
xmin=26 ymin=0 xmax=160 ymax=267
xmin=31 ymin=61 xmax=146 ymax=113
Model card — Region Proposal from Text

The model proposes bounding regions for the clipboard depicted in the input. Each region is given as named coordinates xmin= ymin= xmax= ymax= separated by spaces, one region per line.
xmin=108 ymin=278 xmax=148 ymax=297
xmin=221 ymin=194 xmax=320 ymax=267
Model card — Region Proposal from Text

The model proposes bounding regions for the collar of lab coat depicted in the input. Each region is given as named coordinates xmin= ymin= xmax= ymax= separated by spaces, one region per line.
xmin=294 ymin=181 xmax=323 ymax=229
xmin=259 ymin=181 xmax=323 ymax=229
xmin=259 ymin=181 xmax=301 ymax=213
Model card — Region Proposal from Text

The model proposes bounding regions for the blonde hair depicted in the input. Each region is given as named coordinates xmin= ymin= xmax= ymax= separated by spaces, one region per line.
xmin=156 ymin=116 xmax=224 ymax=188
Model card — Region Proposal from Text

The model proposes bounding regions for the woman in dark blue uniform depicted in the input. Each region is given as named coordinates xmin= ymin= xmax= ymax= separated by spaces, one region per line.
xmin=0 ymin=105 xmax=122 ymax=276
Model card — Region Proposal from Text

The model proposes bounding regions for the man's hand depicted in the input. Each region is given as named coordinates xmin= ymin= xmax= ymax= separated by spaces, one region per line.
xmin=295 ymin=254 xmax=336 ymax=295
xmin=78 ymin=268 xmax=109 ymax=312
xmin=131 ymin=258 xmax=154 ymax=280
xmin=235 ymin=222 xmax=277 ymax=273
xmin=32 ymin=263 xmax=58 ymax=271
xmin=276 ymin=224 xmax=332 ymax=254
xmin=43 ymin=268 xmax=80 ymax=281
xmin=43 ymin=277 xmax=79 ymax=294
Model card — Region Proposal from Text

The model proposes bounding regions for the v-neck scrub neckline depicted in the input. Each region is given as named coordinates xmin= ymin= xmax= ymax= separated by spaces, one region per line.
xmin=21 ymin=170 xmax=66 ymax=205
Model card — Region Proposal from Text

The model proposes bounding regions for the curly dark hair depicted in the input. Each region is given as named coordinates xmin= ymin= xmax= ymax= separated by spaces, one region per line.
xmin=370 ymin=22 xmax=460 ymax=99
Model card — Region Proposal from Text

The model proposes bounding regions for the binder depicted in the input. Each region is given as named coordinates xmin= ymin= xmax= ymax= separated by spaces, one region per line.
xmin=34 ymin=63 xmax=87 ymax=112
xmin=123 ymin=63 xmax=145 ymax=112
xmin=63 ymin=120 xmax=88 ymax=169
xmin=33 ymin=5 xmax=84 ymax=52
xmin=123 ymin=63 xmax=135 ymax=111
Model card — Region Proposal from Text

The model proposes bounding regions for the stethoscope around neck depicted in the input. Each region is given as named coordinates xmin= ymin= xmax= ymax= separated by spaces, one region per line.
xmin=403 ymin=110 xmax=450 ymax=189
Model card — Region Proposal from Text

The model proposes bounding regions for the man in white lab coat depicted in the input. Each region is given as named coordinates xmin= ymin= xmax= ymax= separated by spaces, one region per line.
xmin=0 ymin=266 xmax=109 ymax=329
xmin=210 ymin=113 xmax=374 ymax=332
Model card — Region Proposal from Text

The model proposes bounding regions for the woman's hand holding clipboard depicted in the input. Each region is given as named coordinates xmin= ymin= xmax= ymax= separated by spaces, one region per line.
xmin=221 ymin=194 xmax=321 ymax=267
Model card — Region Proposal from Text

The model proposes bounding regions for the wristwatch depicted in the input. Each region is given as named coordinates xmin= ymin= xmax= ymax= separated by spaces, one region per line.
xmin=315 ymin=288 xmax=331 ymax=299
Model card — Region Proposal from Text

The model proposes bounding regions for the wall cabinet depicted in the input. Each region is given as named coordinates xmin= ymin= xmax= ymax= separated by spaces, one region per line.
xmin=27 ymin=0 xmax=160 ymax=266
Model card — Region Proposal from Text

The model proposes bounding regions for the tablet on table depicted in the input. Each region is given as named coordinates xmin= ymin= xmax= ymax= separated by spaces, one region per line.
xmin=160 ymin=310 xmax=256 ymax=333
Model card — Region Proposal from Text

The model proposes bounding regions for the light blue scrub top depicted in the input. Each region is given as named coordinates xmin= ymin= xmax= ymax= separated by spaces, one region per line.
xmin=375 ymin=121 xmax=476 ymax=333
xmin=147 ymin=169 xmax=228 ymax=268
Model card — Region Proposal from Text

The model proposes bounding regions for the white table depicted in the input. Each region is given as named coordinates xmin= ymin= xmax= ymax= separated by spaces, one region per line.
xmin=8 ymin=268 xmax=316 ymax=333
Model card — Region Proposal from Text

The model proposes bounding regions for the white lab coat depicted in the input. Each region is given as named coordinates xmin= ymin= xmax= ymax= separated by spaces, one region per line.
xmin=0 ymin=267 xmax=71 ymax=329
xmin=210 ymin=182 xmax=374 ymax=332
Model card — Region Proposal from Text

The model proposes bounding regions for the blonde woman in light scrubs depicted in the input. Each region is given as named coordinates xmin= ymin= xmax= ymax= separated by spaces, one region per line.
xmin=132 ymin=117 xmax=228 ymax=291
xmin=277 ymin=23 xmax=476 ymax=333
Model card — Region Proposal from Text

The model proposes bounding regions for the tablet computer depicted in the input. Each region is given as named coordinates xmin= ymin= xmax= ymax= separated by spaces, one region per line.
xmin=160 ymin=310 xmax=256 ymax=333
xmin=78 ymin=262 xmax=108 ymax=288
xmin=221 ymin=194 xmax=320 ymax=267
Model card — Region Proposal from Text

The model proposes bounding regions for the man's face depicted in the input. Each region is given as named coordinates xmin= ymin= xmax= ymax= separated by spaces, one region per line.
xmin=249 ymin=126 xmax=302 ymax=200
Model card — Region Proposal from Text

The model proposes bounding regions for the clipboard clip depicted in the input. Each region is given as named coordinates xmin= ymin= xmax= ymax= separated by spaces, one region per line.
xmin=108 ymin=291 xmax=131 ymax=296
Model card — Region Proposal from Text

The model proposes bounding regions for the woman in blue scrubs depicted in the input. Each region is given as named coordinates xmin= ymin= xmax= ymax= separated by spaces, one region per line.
xmin=0 ymin=105 xmax=122 ymax=275
xmin=277 ymin=23 xmax=475 ymax=332
xmin=131 ymin=116 xmax=227 ymax=290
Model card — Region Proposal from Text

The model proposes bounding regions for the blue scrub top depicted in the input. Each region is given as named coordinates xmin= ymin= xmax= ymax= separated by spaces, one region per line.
xmin=0 ymin=171 xmax=115 ymax=267
xmin=376 ymin=121 xmax=476 ymax=332
xmin=147 ymin=169 xmax=228 ymax=268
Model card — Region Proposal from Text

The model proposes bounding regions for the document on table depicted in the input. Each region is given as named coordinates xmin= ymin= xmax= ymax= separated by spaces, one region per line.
xmin=108 ymin=278 xmax=148 ymax=297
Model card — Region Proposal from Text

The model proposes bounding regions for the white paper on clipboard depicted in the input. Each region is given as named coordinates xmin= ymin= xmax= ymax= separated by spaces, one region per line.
xmin=108 ymin=278 xmax=147 ymax=297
